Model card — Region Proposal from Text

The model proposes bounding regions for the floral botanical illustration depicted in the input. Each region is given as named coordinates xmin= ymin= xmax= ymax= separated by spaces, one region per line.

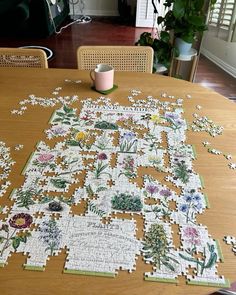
xmin=66 ymin=130 xmax=91 ymax=149
xmin=94 ymin=131 xmax=112 ymax=150
xmin=118 ymin=155 xmax=137 ymax=179
xmin=46 ymin=125 xmax=68 ymax=139
xmin=15 ymin=188 xmax=41 ymax=209
xmin=52 ymin=105 xmax=78 ymax=126
xmin=142 ymin=224 xmax=178 ymax=271
xmin=179 ymin=242 xmax=217 ymax=275
xmin=38 ymin=219 xmax=62 ymax=256
xmin=33 ymin=152 xmax=56 ymax=170
xmin=150 ymin=113 xmax=162 ymax=131
xmin=163 ymin=112 xmax=185 ymax=131
xmin=93 ymin=153 xmax=111 ymax=179
xmin=0 ymin=213 xmax=32 ymax=256
xmin=119 ymin=132 xmax=137 ymax=153
xmin=143 ymin=133 xmax=162 ymax=155
xmin=173 ymin=159 xmax=192 ymax=184
xmin=145 ymin=183 xmax=159 ymax=197
xmin=179 ymin=190 xmax=203 ymax=223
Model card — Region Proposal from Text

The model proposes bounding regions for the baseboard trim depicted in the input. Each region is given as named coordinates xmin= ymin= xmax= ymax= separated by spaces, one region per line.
xmin=201 ymin=48 xmax=236 ymax=78
xmin=70 ymin=8 xmax=119 ymax=17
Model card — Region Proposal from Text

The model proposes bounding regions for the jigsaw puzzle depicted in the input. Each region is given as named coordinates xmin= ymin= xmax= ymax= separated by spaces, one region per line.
xmin=0 ymin=88 xmax=230 ymax=287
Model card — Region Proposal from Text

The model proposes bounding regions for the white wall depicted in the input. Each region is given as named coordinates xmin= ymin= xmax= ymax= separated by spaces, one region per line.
xmin=201 ymin=31 xmax=236 ymax=78
xmin=70 ymin=0 xmax=119 ymax=17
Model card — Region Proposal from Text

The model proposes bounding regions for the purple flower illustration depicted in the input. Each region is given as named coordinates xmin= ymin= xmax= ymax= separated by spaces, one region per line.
xmin=0 ymin=213 xmax=32 ymax=256
xmin=146 ymin=184 xmax=159 ymax=196
xmin=94 ymin=153 xmax=111 ymax=179
xmin=97 ymin=153 xmax=108 ymax=160
xmin=119 ymin=155 xmax=137 ymax=179
xmin=163 ymin=112 xmax=184 ymax=131
xmin=9 ymin=213 xmax=33 ymax=229
xmin=165 ymin=113 xmax=179 ymax=120
xmin=123 ymin=132 xmax=135 ymax=141
xmin=160 ymin=189 xmax=172 ymax=197
xmin=51 ymin=126 xmax=67 ymax=135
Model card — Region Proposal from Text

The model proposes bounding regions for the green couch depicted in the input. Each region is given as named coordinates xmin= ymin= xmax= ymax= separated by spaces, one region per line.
xmin=0 ymin=0 xmax=70 ymax=37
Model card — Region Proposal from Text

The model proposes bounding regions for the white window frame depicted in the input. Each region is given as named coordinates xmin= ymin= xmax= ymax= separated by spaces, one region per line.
xmin=208 ymin=0 xmax=236 ymax=42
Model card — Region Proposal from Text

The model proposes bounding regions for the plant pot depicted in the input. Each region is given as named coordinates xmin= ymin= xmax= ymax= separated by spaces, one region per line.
xmin=175 ymin=38 xmax=192 ymax=55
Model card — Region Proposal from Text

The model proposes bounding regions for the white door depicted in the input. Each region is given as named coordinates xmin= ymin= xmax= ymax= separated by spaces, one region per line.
xmin=135 ymin=0 xmax=164 ymax=28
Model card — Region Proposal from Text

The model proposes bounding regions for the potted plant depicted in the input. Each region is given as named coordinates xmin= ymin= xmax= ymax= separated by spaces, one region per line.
xmin=135 ymin=30 xmax=173 ymax=73
xmin=157 ymin=0 xmax=217 ymax=54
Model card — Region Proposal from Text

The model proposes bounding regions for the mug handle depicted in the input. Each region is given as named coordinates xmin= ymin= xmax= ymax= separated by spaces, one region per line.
xmin=90 ymin=69 xmax=95 ymax=84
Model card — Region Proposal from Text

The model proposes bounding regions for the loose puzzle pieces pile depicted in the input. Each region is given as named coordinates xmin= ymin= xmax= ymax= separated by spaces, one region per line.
xmin=0 ymin=87 xmax=232 ymax=287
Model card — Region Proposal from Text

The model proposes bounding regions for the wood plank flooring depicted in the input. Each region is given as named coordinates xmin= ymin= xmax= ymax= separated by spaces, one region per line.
xmin=0 ymin=16 xmax=235 ymax=99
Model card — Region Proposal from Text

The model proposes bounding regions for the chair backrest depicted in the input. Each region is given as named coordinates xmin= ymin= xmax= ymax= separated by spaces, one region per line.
xmin=0 ymin=47 xmax=48 ymax=68
xmin=77 ymin=46 xmax=154 ymax=73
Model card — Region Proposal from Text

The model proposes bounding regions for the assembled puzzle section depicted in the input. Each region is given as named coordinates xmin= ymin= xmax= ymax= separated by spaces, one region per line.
xmin=0 ymin=92 xmax=230 ymax=287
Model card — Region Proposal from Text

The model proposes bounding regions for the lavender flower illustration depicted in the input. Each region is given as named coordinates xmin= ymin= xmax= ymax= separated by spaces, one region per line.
xmin=46 ymin=125 xmax=68 ymax=139
xmin=163 ymin=112 xmax=184 ymax=131
xmin=38 ymin=219 xmax=62 ymax=256
xmin=144 ymin=187 xmax=172 ymax=220
xmin=160 ymin=189 xmax=172 ymax=198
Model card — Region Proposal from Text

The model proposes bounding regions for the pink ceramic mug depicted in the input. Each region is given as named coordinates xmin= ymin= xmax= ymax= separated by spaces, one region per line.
xmin=90 ymin=64 xmax=114 ymax=91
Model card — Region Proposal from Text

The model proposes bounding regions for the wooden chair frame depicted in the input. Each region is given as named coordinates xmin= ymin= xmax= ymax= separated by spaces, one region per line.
xmin=0 ymin=47 xmax=48 ymax=68
xmin=77 ymin=46 xmax=154 ymax=73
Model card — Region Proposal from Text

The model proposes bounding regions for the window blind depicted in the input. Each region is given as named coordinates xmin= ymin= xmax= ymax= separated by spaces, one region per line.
xmin=209 ymin=0 xmax=235 ymax=30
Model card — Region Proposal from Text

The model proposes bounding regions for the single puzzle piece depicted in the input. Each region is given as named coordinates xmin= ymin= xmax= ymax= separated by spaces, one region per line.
xmin=224 ymin=236 xmax=236 ymax=255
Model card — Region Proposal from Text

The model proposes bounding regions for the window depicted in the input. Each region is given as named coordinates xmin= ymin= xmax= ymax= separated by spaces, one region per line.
xmin=208 ymin=0 xmax=236 ymax=41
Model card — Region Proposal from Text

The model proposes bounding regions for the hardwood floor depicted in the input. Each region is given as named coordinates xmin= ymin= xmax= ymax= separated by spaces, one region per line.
xmin=0 ymin=16 xmax=235 ymax=99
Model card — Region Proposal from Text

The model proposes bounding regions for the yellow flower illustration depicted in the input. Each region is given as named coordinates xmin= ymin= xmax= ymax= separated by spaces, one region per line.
xmin=151 ymin=114 xmax=161 ymax=124
xmin=75 ymin=131 xmax=87 ymax=141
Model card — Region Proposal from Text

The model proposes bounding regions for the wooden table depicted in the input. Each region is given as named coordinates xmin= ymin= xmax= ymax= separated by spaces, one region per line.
xmin=0 ymin=68 xmax=236 ymax=295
